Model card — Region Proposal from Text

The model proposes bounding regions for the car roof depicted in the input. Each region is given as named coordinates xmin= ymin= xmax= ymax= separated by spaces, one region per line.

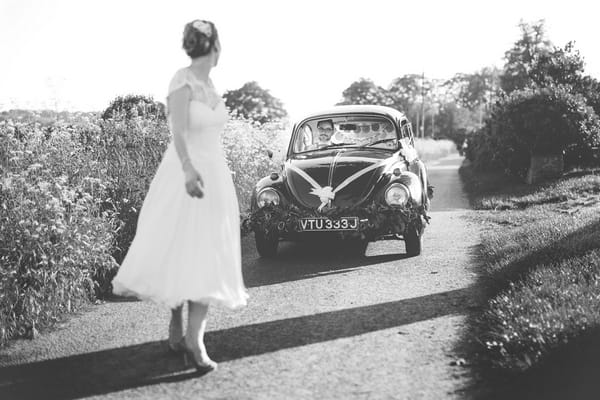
xmin=296 ymin=105 xmax=407 ymax=123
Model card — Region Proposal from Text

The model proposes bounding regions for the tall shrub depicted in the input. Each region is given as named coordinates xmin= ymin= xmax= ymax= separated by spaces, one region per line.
xmin=222 ymin=118 xmax=289 ymax=212
xmin=0 ymin=123 xmax=118 ymax=345
xmin=91 ymin=117 xmax=170 ymax=264
xmin=468 ymin=85 xmax=600 ymax=177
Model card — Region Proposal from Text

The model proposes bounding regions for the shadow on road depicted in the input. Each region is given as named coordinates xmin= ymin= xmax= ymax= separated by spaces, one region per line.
xmin=0 ymin=341 xmax=199 ymax=400
xmin=207 ymin=286 xmax=477 ymax=361
xmin=243 ymin=237 xmax=410 ymax=288
xmin=0 ymin=286 xmax=477 ymax=399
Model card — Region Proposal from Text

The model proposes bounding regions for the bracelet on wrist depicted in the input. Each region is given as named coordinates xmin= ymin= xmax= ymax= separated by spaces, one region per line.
xmin=181 ymin=157 xmax=192 ymax=170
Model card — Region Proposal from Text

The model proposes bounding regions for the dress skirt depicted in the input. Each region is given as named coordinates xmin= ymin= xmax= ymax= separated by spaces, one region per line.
xmin=112 ymin=142 xmax=248 ymax=309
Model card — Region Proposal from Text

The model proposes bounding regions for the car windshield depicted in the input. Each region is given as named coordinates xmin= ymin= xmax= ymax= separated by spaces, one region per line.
xmin=292 ymin=116 xmax=399 ymax=154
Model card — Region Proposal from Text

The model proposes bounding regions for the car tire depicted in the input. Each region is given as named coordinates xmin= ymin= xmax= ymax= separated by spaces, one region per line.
xmin=404 ymin=222 xmax=423 ymax=257
xmin=255 ymin=231 xmax=279 ymax=258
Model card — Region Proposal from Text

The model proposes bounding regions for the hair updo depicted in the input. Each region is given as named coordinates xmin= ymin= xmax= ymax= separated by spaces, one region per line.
xmin=182 ymin=20 xmax=219 ymax=59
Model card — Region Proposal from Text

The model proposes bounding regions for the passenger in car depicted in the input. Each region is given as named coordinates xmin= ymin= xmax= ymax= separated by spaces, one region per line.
xmin=355 ymin=123 xmax=373 ymax=145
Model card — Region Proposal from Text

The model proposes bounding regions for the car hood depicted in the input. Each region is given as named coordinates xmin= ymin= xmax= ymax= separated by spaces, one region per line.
xmin=284 ymin=148 xmax=394 ymax=209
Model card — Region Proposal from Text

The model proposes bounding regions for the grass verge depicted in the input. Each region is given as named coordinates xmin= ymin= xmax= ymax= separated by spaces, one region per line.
xmin=460 ymin=162 xmax=600 ymax=398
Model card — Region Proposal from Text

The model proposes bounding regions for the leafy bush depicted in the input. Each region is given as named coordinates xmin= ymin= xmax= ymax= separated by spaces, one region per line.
xmin=222 ymin=118 xmax=290 ymax=212
xmin=468 ymin=85 xmax=600 ymax=177
xmin=0 ymin=124 xmax=118 ymax=346
xmin=101 ymin=95 xmax=166 ymax=121
xmin=91 ymin=117 xmax=170 ymax=263
xmin=223 ymin=82 xmax=288 ymax=124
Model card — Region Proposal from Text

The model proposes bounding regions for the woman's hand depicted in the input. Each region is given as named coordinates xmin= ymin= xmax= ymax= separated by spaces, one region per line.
xmin=183 ymin=163 xmax=205 ymax=198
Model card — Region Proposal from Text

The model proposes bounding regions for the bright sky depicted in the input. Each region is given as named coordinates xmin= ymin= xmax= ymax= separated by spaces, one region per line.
xmin=1 ymin=0 xmax=599 ymax=120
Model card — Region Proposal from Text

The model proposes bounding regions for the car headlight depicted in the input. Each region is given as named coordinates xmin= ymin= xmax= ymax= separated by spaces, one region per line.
xmin=257 ymin=188 xmax=280 ymax=208
xmin=385 ymin=183 xmax=410 ymax=206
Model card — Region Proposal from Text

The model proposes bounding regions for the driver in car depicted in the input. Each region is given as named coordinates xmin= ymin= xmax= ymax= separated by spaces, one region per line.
xmin=306 ymin=119 xmax=335 ymax=150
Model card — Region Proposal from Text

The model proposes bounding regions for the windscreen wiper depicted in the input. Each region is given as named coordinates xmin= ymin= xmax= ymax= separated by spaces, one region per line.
xmin=362 ymin=138 xmax=397 ymax=147
xmin=317 ymin=143 xmax=356 ymax=150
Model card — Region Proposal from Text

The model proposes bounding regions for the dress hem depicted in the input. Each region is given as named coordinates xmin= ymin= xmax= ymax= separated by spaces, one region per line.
xmin=112 ymin=282 xmax=248 ymax=310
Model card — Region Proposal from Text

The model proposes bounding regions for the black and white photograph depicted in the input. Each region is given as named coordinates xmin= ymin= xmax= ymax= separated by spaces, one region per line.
xmin=1 ymin=0 xmax=599 ymax=398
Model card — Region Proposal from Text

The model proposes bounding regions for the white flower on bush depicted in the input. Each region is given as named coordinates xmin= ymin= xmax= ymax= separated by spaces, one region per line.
xmin=1 ymin=177 xmax=13 ymax=189
xmin=38 ymin=181 xmax=50 ymax=193
xmin=192 ymin=20 xmax=212 ymax=37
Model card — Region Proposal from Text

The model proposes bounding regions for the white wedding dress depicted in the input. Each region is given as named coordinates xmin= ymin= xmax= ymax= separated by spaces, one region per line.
xmin=111 ymin=68 xmax=248 ymax=309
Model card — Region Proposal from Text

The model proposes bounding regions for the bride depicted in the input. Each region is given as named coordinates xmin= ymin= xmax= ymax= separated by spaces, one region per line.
xmin=111 ymin=19 xmax=248 ymax=372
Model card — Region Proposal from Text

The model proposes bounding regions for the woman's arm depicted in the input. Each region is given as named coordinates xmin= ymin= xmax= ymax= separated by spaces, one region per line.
xmin=168 ymin=86 xmax=193 ymax=169
xmin=168 ymin=86 xmax=204 ymax=198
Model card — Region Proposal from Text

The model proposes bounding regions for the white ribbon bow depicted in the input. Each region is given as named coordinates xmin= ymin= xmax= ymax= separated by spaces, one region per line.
xmin=288 ymin=160 xmax=388 ymax=211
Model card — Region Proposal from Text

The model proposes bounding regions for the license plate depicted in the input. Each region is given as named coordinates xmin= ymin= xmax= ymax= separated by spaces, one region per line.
xmin=298 ymin=217 xmax=359 ymax=232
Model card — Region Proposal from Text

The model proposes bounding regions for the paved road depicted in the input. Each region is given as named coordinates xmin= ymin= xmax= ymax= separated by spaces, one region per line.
xmin=0 ymin=153 xmax=484 ymax=400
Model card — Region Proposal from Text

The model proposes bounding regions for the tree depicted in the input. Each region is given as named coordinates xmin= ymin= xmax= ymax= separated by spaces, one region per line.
xmin=530 ymin=41 xmax=584 ymax=87
xmin=435 ymin=101 xmax=481 ymax=146
xmin=337 ymin=78 xmax=391 ymax=106
xmin=448 ymin=67 xmax=500 ymax=110
xmin=223 ymin=81 xmax=287 ymax=124
xmin=387 ymin=74 xmax=424 ymax=113
xmin=446 ymin=67 xmax=501 ymax=127
xmin=387 ymin=74 xmax=433 ymax=137
xmin=500 ymin=20 xmax=552 ymax=94
xmin=101 ymin=95 xmax=166 ymax=120
xmin=530 ymin=41 xmax=600 ymax=115
xmin=580 ymin=75 xmax=600 ymax=116
xmin=468 ymin=85 xmax=600 ymax=176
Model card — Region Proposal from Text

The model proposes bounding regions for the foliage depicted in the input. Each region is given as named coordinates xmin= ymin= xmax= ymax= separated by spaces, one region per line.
xmin=337 ymin=78 xmax=392 ymax=106
xmin=0 ymin=109 xmax=99 ymax=126
xmin=0 ymin=123 xmax=118 ymax=346
xmin=467 ymin=85 xmax=600 ymax=177
xmin=387 ymin=74 xmax=425 ymax=113
xmin=461 ymin=164 xmax=600 ymax=373
xmin=435 ymin=103 xmax=481 ymax=148
xmin=579 ymin=76 xmax=600 ymax=117
xmin=474 ymin=173 xmax=600 ymax=211
xmin=387 ymin=74 xmax=432 ymax=137
xmin=529 ymin=41 xmax=585 ymax=89
xmin=466 ymin=23 xmax=600 ymax=178
xmin=447 ymin=67 xmax=501 ymax=111
xmin=101 ymin=95 xmax=166 ymax=121
xmin=484 ymin=246 xmax=600 ymax=372
xmin=223 ymin=81 xmax=288 ymax=124
xmin=530 ymin=41 xmax=600 ymax=116
xmin=338 ymin=74 xmax=486 ymax=141
xmin=222 ymin=118 xmax=289 ymax=212
xmin=91 ymin=117 xmax=171 ymax=263
xmin=500 ymin=19 xmax=552 ymax=94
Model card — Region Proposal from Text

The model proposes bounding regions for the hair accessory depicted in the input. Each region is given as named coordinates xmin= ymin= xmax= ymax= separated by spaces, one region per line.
xmin=192 ymin=20 xmax=213 ymax=37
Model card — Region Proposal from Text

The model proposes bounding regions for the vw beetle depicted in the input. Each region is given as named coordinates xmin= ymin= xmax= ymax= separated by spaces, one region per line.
xmin=247 ymin=105 xmax=431 ymax=257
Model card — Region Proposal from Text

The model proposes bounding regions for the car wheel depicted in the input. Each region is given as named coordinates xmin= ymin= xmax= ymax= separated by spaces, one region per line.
xmin=255 ymin=231 xmax=279 ymax=258
xmin=404 ymin=222 xmax=423 ymax=257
